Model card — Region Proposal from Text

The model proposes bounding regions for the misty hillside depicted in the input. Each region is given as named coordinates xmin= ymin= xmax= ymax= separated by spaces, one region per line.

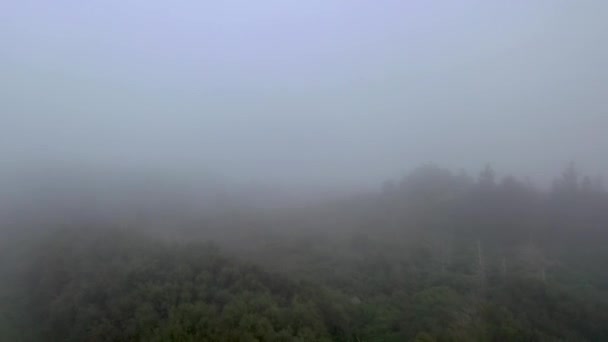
xmin=3 ymin=0 xmax=608 ymax=341
xmin=2 ymin=164 xmax=608 ymax=341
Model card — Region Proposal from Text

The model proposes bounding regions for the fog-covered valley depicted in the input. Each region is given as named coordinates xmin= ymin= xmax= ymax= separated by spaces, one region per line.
xmin=2 ymin=1 xmax=608 ymax=341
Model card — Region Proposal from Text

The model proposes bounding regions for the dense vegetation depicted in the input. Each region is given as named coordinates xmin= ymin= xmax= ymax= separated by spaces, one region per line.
xmin=2 ymin=164 xmax=608 ymax=341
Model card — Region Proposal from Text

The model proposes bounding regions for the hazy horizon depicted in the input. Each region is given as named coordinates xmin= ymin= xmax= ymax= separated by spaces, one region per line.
xmin=4 ymin=3 xmax=608 ymax=340
xmin=2 ymin=1 xmax=607 ymax=189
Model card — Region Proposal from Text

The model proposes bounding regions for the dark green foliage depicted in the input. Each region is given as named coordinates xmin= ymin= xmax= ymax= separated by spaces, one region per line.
xmin=2 ymin=164 xmax=608 ymax=341
xmin=8 ymin=230 xmax=337 ymax=341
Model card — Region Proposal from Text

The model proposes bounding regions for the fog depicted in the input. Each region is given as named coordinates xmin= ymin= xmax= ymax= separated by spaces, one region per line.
xmin=3 ymin=2 xmax=608 ymax=341
xmin=2 ymin=0 xmax=607 ymax=190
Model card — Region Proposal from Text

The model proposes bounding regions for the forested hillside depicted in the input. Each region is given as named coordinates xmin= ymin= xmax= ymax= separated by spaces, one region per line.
xmin=2 ymin=164 xmax=608 ymax=341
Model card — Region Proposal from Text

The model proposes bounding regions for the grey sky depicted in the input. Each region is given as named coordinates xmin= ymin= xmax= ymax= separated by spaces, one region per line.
xmin=1 ymin=1 xmax=607 ymax=188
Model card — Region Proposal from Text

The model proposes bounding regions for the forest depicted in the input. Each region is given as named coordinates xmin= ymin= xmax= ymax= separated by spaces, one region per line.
xmin=3 ymin=0 xmax=608 ymax=341
xmin=2 ymin=163 xmax=608 ymax=341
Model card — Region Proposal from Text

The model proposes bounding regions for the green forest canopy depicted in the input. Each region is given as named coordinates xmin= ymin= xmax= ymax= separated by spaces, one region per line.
xmin=2 ymin=164 xmax=608 ymax=341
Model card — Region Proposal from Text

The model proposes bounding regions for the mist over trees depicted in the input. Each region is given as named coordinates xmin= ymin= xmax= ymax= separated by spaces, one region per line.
xmin=2 ymin=163 xmax=608 ymax=341
xmin=2 ymin=1 xmax=608 ymax=341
